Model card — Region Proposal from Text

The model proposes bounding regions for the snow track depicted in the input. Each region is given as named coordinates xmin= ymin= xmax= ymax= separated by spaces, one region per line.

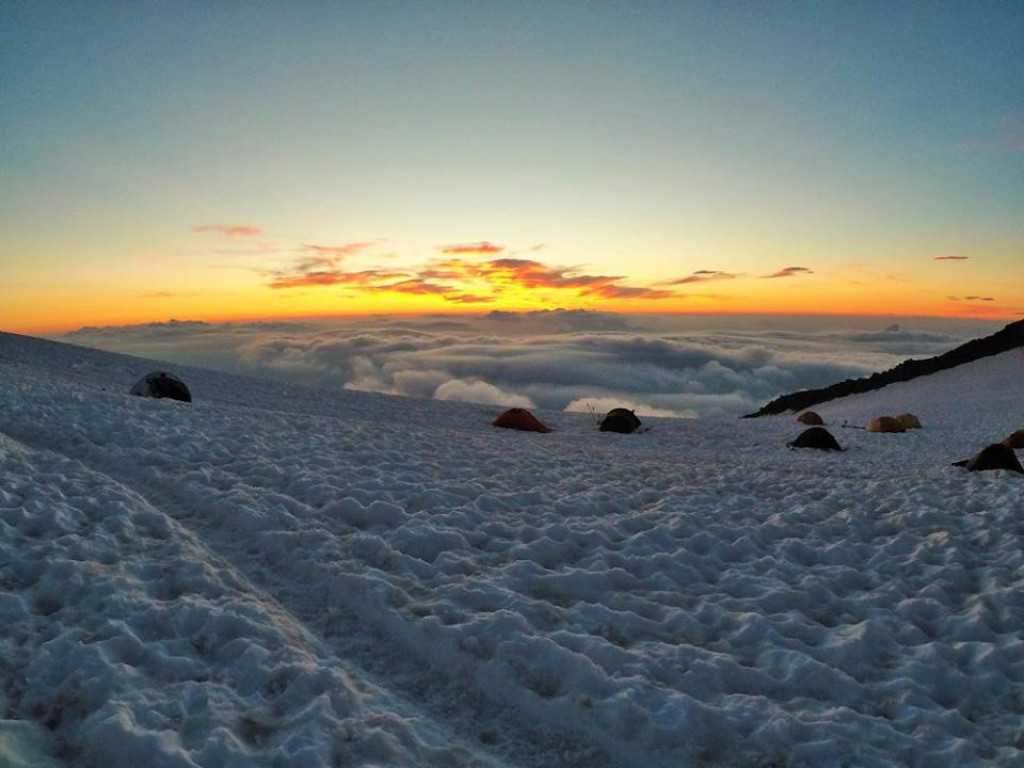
xmin=1 ymin=432 xmax=517 ymax=767
xmin=50 ymin=438 xmax=609 ymax=768
xmin=2 ymin=333 xmax=1023 ymax=767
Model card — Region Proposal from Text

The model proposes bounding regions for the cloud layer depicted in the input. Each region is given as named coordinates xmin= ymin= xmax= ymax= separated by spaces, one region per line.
xmin=60 ymin=313 xmax=989 ymax=419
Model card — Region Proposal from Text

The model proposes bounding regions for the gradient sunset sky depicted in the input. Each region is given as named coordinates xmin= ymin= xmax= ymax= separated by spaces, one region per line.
xmin=3 ymin=2 xmax=1022 ymax=334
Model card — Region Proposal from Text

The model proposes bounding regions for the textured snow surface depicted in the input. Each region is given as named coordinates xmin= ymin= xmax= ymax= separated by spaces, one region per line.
xmin=1 ymin=331 xmax=1023 ymax=767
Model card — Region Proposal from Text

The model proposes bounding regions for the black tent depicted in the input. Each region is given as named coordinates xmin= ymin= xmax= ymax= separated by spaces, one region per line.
xmin=953 ymin=444 xmax=1023 ymax=474
xmin=599 ymin=408 xmax=642 ymax=434
xmin=130 ymin=371 xmax=192 ymax=403
xmin=788 ymin=427 xmax=842 ymax=451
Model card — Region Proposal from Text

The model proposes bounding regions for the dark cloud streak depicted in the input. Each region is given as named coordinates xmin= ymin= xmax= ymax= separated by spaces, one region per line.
xmin=762 ymin=266 xmax=813 ymax=279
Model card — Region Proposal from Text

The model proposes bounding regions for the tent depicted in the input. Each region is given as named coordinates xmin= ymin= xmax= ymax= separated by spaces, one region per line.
xmin=953 ymin=444 xmax=1024 ymax=474
xmin=788 ymin=427 xmax=842 ymax=451
xmin=1002 ymin=430 xmax=1024 ymax=450
xmin=796 ymin=411 xmax=824 ymax=425
xmin=492 ymin=407 xmax=551 ymax=433
xmin=868 ymin=416 xmax=905 ymax=433
xmin=599 ymin=408 xmax=642 ymax=434
xmin=894 ymin=413 xmax=922 ymax=429
xmin=129 ymin=371 xmax=192 ymax=403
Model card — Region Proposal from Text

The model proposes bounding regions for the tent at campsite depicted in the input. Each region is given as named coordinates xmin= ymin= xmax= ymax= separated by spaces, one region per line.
xmin=788 ymin=427 xmax=842 ymax=451
xmin=894 ymin=413 xmax=922 ymax=429
xmin=492 ymin=408 xmax=551 ymax=433
xmin=1003 ymin=430 xmax=1024 ymax=449
xmin=130 ymin=371 xmax=192 ymax=403
xmin=868 ymin=416 xmax=905 ymax=433
xmin=953 ymin=443 xmax=1024 ymax=474
xmin=796 ymin=411 xmax=824 ymax=425
xmin=599 ymin=408 xmax=642 ymax=434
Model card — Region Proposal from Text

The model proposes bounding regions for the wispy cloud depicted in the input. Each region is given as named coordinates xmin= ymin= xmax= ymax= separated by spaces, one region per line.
xmin=368 ymin=278 xmax=453 ymax=296
xmin=581 ymin=284 xmax=677 ymax=299
xmin=664 ymin=270 xmax=741 ymax=286
xmin=265 ymin=240 xmax=681 ymax=303
xmin=762 ymin=266 xmax=813 ymax=279
xmin=269 ymin=269 xmax=407 ymax=290
xmin=444 ymin=293 xmax=496 ymax=304
xmin=934 ymin=255 xmax=968 ymax=261
xmin=302 ymin=242 xmax=374 ymax=259
xmin=193 ymin=224 xmax=264 ymax=237
xmin=368 ymin=280 xmax=496 ymax=304
xmin=411 ymin=256 xmax=624 ymax=295
xmin=438 ymin=241 xmax=505 ymax=255
xmin=285 ymin=243 xmax=378 ymax=274
xmin=480 ymin=258 xmax=622 ymax=290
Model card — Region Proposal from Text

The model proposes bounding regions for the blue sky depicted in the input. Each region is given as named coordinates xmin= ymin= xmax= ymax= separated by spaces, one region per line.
xmin=2 ymin=1 xmax=1022 ymax=331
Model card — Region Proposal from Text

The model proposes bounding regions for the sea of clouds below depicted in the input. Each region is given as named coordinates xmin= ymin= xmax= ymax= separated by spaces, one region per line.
xmin=58 ymin=311 xmax=1001 ymax=419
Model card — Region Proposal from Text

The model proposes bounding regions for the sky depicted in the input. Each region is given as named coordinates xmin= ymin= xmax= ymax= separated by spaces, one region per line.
xmin=2 ymin=1 xmax=1023 ymax=334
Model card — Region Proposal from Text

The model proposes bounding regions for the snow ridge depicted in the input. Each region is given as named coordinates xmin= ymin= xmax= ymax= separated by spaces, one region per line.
xmin=746 ymin=318 xmax=1024 ymax=417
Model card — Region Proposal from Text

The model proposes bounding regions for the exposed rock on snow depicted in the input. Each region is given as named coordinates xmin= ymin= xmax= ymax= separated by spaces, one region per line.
xmin=746 ymin=318 xmax=1024 ymax=417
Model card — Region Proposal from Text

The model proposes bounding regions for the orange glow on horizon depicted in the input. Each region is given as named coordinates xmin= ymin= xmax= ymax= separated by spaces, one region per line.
xmin=4 ymin=237 xmax=1021 ymax=336
xmin=8 ymin=292 xmax=1019 ymax=338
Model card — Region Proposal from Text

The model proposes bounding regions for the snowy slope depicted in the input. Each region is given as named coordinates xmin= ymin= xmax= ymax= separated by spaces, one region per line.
xmin=1 ymin=331 xmax=1022 ymax=767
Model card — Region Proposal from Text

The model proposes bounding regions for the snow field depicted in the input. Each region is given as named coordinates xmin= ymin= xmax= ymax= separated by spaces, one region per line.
xmin=1 ymin=333 xmax=1023 ymax=767
xmin=0 ymin=433 xmax=498 ymax=768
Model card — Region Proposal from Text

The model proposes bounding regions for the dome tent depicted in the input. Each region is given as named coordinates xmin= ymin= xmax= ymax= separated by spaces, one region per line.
xmin=788 ymin=427 xmax=842 ymax=451
xmin=796 ymin=411 xmax=824 ymax=425
xmin=1002 ymin=430 xmax=1024 ymax=450
xmin=894 ymin=413 xmax=922 ymax=429
xmin=953 ymin=444 xmax=1024 ymax=474
xmin=130 ymin=371 xmax=192 ymax=403
xmin=868 ymin=416 xmax=905 ymax=434
xmin=492 ymin=407 xmax=551 ymax=433
xmin=599 ymin=408 xmax=642 ymax=434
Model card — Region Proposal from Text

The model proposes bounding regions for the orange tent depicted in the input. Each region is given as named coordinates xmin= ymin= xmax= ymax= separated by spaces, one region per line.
xmin=1002 ymin=430 xmax=1024 ymax=449
xmin=894 ymin=413 xmax=922 ymax=429
xmin=492 ymin=408 xmax=552 ymax=433
xmin=868 ymin=416 xmax=905 ymax=433
xmin=796 ymin=411 xmax=824 ymax=425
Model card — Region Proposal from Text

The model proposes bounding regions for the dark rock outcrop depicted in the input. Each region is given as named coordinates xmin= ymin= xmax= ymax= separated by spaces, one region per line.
xmin=745 ymin=319 xmax=1024 ymax=418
